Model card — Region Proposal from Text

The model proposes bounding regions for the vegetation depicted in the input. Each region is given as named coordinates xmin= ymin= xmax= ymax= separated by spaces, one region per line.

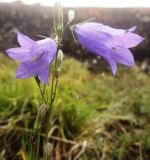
xmin=0 ymin=53 xmax=150 ymax=160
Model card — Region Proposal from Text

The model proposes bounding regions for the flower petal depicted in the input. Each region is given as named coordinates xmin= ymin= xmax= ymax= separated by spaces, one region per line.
xmin=76 ymin=22 xmax=125 ymax=36
xmin=17 ymin=32 xmax=35 ymax=47
xmin=100 ymin=25 xmax=137 ymax=35
xmin=75 ymin=23 xmax=113 ymax=44
xmin=98 ymin=24 xmax=125 ymax=35
xmin=111 ymin=47 xmax=134 ymax=66
xmin=38 ymin=63 xmax=50 ymax=84
xmin=6 ymin=47 xmax=32 ymax=62
xmin=126 ymin=26 xmax=137 ymax=32
xmin=36 ymin=51 xmax=55 ymax=84
xmin=35 ymin=41 xmax=57 ymax=84
xmin=106 ymin=58 xmax=117 ymax=75
xmin=16 ymin=61 xmax=36 ymax=78
xmin=116 ymin=32 xmax=144 ymax=48
xmin=38 ymin=39 xmax=57 ymax=63
xmin=37 ymin=38 xmax=56 ymax=52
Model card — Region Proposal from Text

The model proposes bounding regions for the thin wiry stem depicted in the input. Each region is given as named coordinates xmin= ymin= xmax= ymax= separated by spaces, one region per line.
xmin=44 ymin=53 xmax=58 ymax=146
xmin=33 ymin=78 xmax=47 ymax=160
xmin=35 ymin=128 xmax=41 ymax=160
xmin=34 ymin=77 xmax=47 ymax=104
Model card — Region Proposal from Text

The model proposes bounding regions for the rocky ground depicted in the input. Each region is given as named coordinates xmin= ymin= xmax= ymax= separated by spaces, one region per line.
xmin=0 ymin=1 xmax=149 ymax=62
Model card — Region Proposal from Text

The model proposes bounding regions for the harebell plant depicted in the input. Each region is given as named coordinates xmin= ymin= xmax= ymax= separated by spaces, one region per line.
xmin=5 ymin=2 xmax=144 ymax=160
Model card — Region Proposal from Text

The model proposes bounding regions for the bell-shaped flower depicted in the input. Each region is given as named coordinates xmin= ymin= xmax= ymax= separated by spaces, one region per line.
xmin=73 ymin=22 xmax=144 ymax=75
xmin=6 ymin=32 xmax=57 ymax=84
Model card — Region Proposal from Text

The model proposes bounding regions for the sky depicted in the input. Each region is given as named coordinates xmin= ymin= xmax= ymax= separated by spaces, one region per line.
xmin=0 ymin=0 xmax=150 ymax=7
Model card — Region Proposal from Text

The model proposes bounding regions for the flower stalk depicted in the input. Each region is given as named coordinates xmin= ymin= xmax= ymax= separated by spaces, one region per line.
xmin=32 ymin=105 xmax=48 ymax=160
xmin=43 ymin=3 xmax=64 ymax=159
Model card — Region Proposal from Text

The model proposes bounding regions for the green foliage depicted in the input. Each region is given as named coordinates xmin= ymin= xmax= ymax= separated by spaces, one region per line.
xmin=0 ymin=53 xmax=150 ymax=159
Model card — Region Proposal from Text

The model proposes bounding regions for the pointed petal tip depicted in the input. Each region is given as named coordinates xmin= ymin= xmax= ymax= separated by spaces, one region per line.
xmin=135 ymin=35 xmax=145 ymax=45
xmin=127 ymin=26 xmax=137 ymax=32
xmin=106 ymin=58 xmax=117 ymax=76
xmin=17 ymin=32 xmax=29 ymax=38
xmin=40 ymin=77 xmax=49 ymax=85
xmin=16 ymin=69 xmax=24 ymax=79
xmin=17 ymin=31 xmax=35 ymax=47
xmin=17 ymin=32 xmax=25 ymax=40
xmin=112 ymin=69 xmax=117 ymax=76
xmin=118 ymin=32 xmax=144 ymax=48
xmin=45 ymin=81 xmax=49 ymax=85
xmin=111 ymin=66 xmax=117 ymax=75
xmin=5 ymin=48 xmax=13 ymax=54
xmin=126 ymin=54 xmax=135 ymax=67
xmin=42 ymin=78 xmax=49 ymax=85
xmin=38 ymin=77 xmax=49 ymax=85
xmin=38 ymin=71 xmax=50 ymax=85
xmin=139 ymin=36 xmax=145 ymax=43
xmin=16 ymin=73 xmax=21 ymax=79
xmin=122 ymin=57 xmax=135 ymax=67
xmin=16 ymin=72 xmax=33 ymax=79
xmin=128 ymin=61 xmax=135 ymax=67
xmin=5 ymin=48 xmax=15 ymax=59
xmin=17 ymin=31 xmax=22 ymax=36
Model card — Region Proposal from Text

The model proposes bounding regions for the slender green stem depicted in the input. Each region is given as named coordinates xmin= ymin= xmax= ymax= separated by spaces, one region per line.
xmin=30 ymin=140 xmax=33 ymax=160
xmin=43 ymin=47 xmax=63 ymax=159
xmin=34 ymin=78 xmax=47 ymax=104
xmin=39 ymin=85 xmax=47 ymax=104
xmin=44 ymin=53 xmax=58 ymax=143
xmin=43 ymin=84 xmax=46 ymax=95
xmin=49 ymin=78 xmax=59 ymax=131
xmin=35 ymin=128 xmax=41 ymax=160
xmin=33 ymin=78 xmax=47 ymax=160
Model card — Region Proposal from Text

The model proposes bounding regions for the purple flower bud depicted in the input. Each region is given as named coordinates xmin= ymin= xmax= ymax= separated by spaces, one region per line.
xmin=73 ymin=22 xmax=144 ymax=75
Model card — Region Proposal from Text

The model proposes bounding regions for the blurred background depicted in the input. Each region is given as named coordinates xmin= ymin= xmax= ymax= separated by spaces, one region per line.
xmin=0 ymin=0 xmax=150 ymax=160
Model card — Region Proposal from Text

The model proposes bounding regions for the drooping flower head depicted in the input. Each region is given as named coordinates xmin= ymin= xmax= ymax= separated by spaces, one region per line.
xmin=6 ymin=32 xmax=57 ymax=84
xmin=73 ymin=22 xmax=144 ymax=74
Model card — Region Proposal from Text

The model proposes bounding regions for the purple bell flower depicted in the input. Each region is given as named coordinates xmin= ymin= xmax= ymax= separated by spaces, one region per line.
xmin=74 ymin=22 xmax=144 ymax=75
xmin=6 ymin=32 xmax=57 ymax=84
